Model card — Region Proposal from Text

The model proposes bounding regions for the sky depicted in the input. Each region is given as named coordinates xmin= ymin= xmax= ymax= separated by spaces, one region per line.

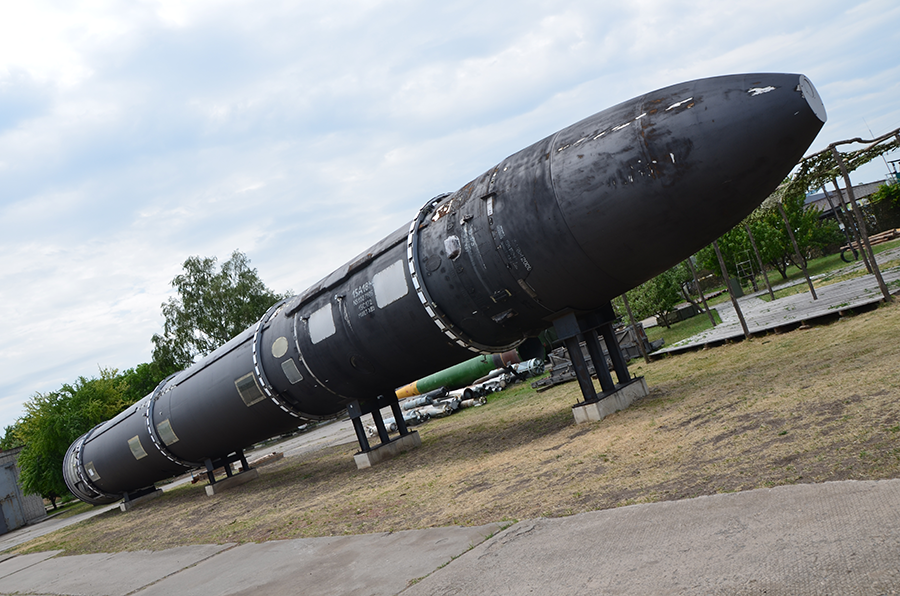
xmin=1 ymin=0 xmax=899 ymax=430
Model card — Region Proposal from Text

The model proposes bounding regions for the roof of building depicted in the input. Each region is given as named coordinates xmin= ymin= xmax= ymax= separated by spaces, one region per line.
xmin=805 ymin=179 xmax=890 ymax=214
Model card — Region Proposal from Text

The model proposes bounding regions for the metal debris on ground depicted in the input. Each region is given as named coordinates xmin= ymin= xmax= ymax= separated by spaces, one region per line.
xmin=365 ymin=359 xmax=545 ymax=437
xmin=531 ymin=326 xmax=661 ymax=391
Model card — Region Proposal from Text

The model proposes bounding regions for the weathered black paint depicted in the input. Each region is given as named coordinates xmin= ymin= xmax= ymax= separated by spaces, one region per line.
xmin=64 ymin=73 xmax=826 ymax=504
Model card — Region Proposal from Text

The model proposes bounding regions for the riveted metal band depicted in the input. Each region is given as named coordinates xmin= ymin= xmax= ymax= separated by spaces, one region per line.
xmin=406 ymin=196 xmax=493 ymax=355
xmin=144 ymin=376 xmax=200 ymax=469
xmin=71 ymin=427 xmax=119 ymax=502
xmin=252 ymin=300 xmax=304 ymax=418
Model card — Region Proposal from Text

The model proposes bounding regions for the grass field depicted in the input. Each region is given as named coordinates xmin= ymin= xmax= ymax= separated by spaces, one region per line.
xmin=13 ymin=297 xmax=900 ymax=556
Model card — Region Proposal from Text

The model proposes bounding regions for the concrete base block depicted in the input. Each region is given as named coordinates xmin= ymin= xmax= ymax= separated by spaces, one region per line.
xmin=205 ymin=468 xmax=260 ymax=496
xmin=354 ymin=432 xmax=422 ymax=470
xmin=572 ymin=377 xmax=649 ymax=425
xmin=119 ymin=489 xmax=163 ymax=512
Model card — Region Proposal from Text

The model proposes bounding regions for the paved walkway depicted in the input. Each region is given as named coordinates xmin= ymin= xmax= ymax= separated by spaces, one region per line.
xmin=1 ymin=479 xmax=898 ymax=595
xmin=0 ymin=417 xmax=365 ymax=553
xmin=659 ymin=247 xmax=900 ymax=354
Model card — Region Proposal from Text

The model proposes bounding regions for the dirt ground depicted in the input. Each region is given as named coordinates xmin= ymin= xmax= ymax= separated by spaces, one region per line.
xmin=16 ymin=299 xmax=900 ymax=555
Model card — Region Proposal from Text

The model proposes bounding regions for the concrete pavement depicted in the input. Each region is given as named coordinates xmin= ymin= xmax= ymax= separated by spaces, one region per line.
xmin=1 ymin=479 xmax=898 ymax=595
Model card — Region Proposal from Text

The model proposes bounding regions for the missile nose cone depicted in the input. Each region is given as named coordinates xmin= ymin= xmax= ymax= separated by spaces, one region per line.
xmin=798 ymin=74 xmax=827 ymax=124
xmin=549 ymin=73 xmax=827 ymax=298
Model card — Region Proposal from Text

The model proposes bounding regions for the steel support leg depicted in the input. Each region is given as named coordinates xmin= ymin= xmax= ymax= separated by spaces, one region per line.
xmin=348 ymin=400 xmax=372 ymax=453
xmin=600 ymin=321 xmax=630 ymax=383
xmin=562 ymin=335 xmax=598 ymax=403
xmin=582 ymin=329 xmax=615 ymax=393
xmin=204 ymin=458 xmax=216 ymax=485
xmin=389 ymin=398 xmax=409 ymax=436
xmin=371 ymin=407 xmax=391 ymax=445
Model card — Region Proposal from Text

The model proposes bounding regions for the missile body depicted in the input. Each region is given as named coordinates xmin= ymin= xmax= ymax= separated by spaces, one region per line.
xmin=64 ymin=73 xmax=826 ymax=504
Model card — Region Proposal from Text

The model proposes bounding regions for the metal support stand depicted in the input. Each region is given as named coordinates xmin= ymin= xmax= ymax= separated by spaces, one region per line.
xmin=348 ymin=394 xmax=412 ymax=453
xmin=552 ymin=302 xmax=635 ymax=406
xmin=122 ymin=486 xmax=159 ymax=503
xmin=552 ymin=303 xmax=648 ymax=424
xmin=119 ymin=486 xmax=163 ymax=512
xmin=348 ymin=394 xmax=421 ymax=469
xmin=204 ymin=451 xmax=250 ymax=485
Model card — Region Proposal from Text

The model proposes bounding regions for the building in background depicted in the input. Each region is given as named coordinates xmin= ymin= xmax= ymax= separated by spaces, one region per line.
xmin=0 ymin=448 xmax=48 ymax=535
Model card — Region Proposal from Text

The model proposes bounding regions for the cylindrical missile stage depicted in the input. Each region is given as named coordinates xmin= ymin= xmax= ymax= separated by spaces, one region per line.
xmin=64 ymin=73 xmax=826 ymax=504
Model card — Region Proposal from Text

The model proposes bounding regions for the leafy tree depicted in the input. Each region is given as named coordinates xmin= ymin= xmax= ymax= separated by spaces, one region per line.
xmin=763 ymin=187 xmax=842 ymax=276
xmin=119 ymin=362 xmax=170 ymax=403
xmin=624 ymin=263 xmax=691 ymax=328
xmin=152 ymin=251 xmax=286 ymax=375
xmin=697 ymin=185 xmax=842 ymax=281
xmin=0 ymin=425 xmax=23 ymax=451
xmin=870 ymin=182 xmax=900 ymax=231
xmin=16 ymin=369 xmax=130 ymax=508
xmin=696 ymin=226 xmax=754 ymax=278
xmin=870 ymin=181 xmax=900 ymax=208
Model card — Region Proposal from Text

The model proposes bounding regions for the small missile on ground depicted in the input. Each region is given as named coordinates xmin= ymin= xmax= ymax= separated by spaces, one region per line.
xmin=395 ymin=349 xmax=523 ymax=398
xmin=64 ymin=73 xmax=826 ymax=504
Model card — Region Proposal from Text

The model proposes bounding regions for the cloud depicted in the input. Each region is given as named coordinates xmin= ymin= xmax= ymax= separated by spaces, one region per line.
xmin=0 ymin=0 xmax=898 ymax=429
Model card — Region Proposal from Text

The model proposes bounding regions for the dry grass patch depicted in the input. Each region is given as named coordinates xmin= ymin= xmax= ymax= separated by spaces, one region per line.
xmin=15 ymin=300 xmax=900 ymax=555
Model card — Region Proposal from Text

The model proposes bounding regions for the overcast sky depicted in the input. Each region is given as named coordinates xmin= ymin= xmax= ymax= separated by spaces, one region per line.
xmin=1 ymin=0 xmax=898 ymax=430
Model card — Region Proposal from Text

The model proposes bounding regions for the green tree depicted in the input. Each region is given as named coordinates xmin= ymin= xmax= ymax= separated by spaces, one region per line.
xmin=16 ymin=369 xmax=130 ymax=508
xmin=624 ymin=263 xmax=691 ymax=328
xmin=696 ymin=226 xmax=753 ymax=278
xmin=0 ymin=425 xmax=23 ymax=451
xmin=151 ymin=251 xmax=286 ymax=375
xmin=697 ymin=185 xmax=843 ymax=281
xmin=870 ymin=182 xmax=900 ymax=231
xmin=119 ymin=362 xmax=170 ymax=403
xmin=763 ymin=188 xmax=841 ymax=276
xmin=870 ymin=181 xmax=900 ymax=208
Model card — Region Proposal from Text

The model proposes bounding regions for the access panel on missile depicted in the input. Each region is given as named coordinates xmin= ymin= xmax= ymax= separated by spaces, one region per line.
xmin=64 ymin=73 xmax=826 ymax=504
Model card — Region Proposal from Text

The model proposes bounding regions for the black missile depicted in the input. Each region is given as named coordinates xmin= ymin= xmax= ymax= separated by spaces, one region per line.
xmin=64 ymin=73 xmax=826 ymax=504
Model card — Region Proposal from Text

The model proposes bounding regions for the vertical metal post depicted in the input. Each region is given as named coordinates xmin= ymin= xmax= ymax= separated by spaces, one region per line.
xmin=348 ymin=401 xmax=371 ymax=453
xmin=820 ymin=185 xmax=856 ymax=257
xmin=832 ymin=179 xmax=872 ymax=273
xmin=713 ymin=240 xmax=751 ymax=340
xmin=777 ymin=202 xmax=817 ymax=300
xmin=389 ymin=397 xmax=409 ymax=436
xmin=582 ymin=330 xmax=615 ymax=393
xmin=600 ymin=321 xmax=630 ymax=384
xmin=562 ymin=335 xmax=598 ymax=404
xmin=204 ymin=458 xmax=217 ymax=485
xmin=620 ymin=293 xmax=652 ymax=364
xmin=685 ymin=257 xmax=716 ymax=326
xmin=352 ymin=418 xmax=371 ymax=453
xmin=744 ymin=223 xmax=775 ymax=301
xmin=371 ymin=407 xmax=391 ymax=445
xmin=831 ymin=147 xmax=892 ymax=303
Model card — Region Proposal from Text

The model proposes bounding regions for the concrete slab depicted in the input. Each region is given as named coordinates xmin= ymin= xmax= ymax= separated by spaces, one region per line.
xmin=0 ymin=503 xmax=120 ymax=553
xmin=0 ymin=544 xmax=232 ymax=596
xmin=0 ymin=550 xmax=62 ymax=579
xmin=133 ymin=523 xmax=501 ymax=596
xmin=572 ymin=377 xmax=648 ymax=424
xmin=354 ymin=431 xmax=421 ymax=469
xmin=403 ymin=479 xmax=900 ymax=595
xmin=205 ymin=468 xmax=260 ymax=496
